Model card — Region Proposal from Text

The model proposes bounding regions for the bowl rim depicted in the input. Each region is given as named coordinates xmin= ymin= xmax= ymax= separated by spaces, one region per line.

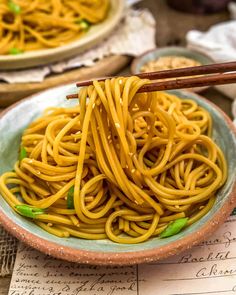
xmin=130 ymin=46 xmax=215 ymax=76
xmin=0 ymin=87 xmax=236 ymax=265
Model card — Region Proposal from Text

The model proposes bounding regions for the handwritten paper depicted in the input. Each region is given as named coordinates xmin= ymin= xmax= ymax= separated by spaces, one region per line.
xmin=8 ymin=215 xmax=236 ymax=295
xmin=8 ymin=247 xmax=138 ymax=295
xmin=139 ymin=215 xmax=236 ymax=295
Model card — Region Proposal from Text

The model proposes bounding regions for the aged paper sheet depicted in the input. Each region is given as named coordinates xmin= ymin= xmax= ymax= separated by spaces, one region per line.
xmin=8 ymin=215 xmax=236 ymax=295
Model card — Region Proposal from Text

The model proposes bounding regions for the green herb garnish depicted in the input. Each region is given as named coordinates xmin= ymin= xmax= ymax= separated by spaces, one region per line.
xmin=9 ymin=47 xmax=23 ymax=55
xmin=15 ymin=205 xmax=45 ymax=219
xmin=67 ymin=186 xmax=74 ymax=209
xmin=160 ymin=218 xmax=188 ymax=238
xmin=19 ymin=146 xmax=27 ymax=161
xmin=8 ymin=1 xmax=21 ymax=14
xmin=76 ymin=19 xmax=90 ymax=31
xmin=231 ymin=208 xmax=236 ymax=216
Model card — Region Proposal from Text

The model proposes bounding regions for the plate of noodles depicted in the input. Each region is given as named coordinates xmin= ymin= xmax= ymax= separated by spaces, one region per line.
xmin=0 ymin=0 xmax=124 ymax=70
xmin=0 ymin=78 xmax=236 ymax=265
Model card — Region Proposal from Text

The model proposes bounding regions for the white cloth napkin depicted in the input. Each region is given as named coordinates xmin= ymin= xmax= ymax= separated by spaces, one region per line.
xmin=186 ymin=2 xmax=236 ymax=123
xmin=186 ymin=20 xmax=236 ymax=100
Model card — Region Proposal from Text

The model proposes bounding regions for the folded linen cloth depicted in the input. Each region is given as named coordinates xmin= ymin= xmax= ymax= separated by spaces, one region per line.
xmin=186 ymin=20 xmax=236 ymax=100
xmin=187 ymin=2 xmax=236 ymax=124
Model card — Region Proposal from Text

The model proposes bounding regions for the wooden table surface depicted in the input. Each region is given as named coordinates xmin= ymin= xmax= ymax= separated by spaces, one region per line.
xmin=0 ymin=0 xmax=234 ymax=293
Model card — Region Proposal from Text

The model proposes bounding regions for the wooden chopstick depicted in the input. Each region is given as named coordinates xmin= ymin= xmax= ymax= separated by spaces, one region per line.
xmin=138 ymin=72 xmax=236 ymax=92
xmin=75 ymin=61 xmax=236 ymax=87
xmin=66 ymin=61 xmax=236 ymax=99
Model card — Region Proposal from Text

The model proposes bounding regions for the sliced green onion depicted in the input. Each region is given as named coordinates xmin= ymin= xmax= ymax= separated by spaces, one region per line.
xmin=75 ymin=18 xmax=82 ymax=23
xmin=67 ymin=186 xmax=74 ymax=209
xmin=9 ymin=47 xmax=23 ymax=55
xmin=19 ymin=146 xmax=27 ymax=161
xmin=15 ymin=205 xmax=45 ymax=219
xmin=8 ymin=1 xmax=21 ymax=14
xmin=160 ymin=218 xmax=188 ymax=238
xmin=80 ymin=20 xmax=90 ymax=31
xmin=231 ymin=208 xmax=236 ymax=216
xmin=76 ymin=19 xmax=90 ymax=31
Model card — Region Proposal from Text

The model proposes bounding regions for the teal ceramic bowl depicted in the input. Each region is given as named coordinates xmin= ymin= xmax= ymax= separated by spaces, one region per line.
xmin=0 ymin=85 xmax=236 ymax=265
xmin=131 ymin=46 xmax=214 ymax=93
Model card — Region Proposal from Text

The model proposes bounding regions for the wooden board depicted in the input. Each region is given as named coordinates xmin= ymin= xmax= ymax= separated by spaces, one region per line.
xmin=0 ymin=55 xmax=130 ymax=107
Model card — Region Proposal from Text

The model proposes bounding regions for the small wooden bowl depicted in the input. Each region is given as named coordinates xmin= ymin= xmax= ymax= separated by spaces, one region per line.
xmin=131 ymin=46 xmax=215 ymax=93
xmin=0 ymin=85 xmax=236 ymax=265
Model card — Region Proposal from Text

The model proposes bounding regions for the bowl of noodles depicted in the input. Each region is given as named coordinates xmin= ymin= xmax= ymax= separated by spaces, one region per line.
xmin=0 ymin=78 xmax=236 ymax=265
xmin=0 ymin=0 xmax=124 ymax=70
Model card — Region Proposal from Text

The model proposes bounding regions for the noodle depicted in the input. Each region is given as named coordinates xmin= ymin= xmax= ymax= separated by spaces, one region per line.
xmin=0 ymin=0 xmax=109 ymax=54
xmin=0 ymin=77 xmax=227 ymax=244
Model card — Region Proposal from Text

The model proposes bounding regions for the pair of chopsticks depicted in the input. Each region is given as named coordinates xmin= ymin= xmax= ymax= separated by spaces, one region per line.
xmin=67 ymin=61 xmax=236 ymax=99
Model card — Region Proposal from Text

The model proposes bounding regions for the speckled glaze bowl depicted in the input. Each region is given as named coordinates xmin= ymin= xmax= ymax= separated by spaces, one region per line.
xmin=131 ymin=47 xmax=214 ymax=93
xmin=0 ymin=85 xmax=236 ymax=265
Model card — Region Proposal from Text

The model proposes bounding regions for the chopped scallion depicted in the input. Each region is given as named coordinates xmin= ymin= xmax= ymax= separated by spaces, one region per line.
xmin=160 ymin=218 xmax=188 ymax=238
xmin=231 ymin=208 xmax=236 ymax=216
xmin=67 ymin=186 xmax=74 ymax=209
xmin=8 ymin=1 xmax=21 ymax=15
xmin=19 ymin=146 xmax=27 ymax=161
xmin=9 ymin=47 xmax=23 ymax=55
xmin=15 ymin=205 xmax=45 ymax=219
xmin=75 ymin=19 xmax=90 ymax=31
